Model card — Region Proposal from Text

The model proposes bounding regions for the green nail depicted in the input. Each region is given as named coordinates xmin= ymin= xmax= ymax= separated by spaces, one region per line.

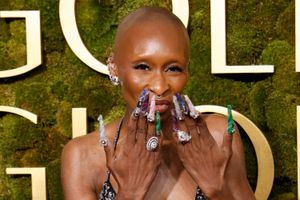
xmin=227 ymin=105 xmax=235 ymax=135
xmin=156 ymin=111 xmax=161 ymax=136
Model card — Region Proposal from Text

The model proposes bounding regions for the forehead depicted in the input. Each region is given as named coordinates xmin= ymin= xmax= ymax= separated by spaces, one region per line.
xmin=114 ymin=20 xmax=189 ymax=59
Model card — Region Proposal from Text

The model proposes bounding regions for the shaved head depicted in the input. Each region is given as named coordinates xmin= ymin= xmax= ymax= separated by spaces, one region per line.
xmin=113 ymin=7 xmax=189 ymax=57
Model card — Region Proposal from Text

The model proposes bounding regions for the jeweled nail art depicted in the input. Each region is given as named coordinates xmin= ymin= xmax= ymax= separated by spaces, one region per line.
xmin=184 ymin=95 xmax=199 ymax=119
xmin=147 ymin=95 xmax=156 ymax=122
xmin=155 ymin=111 xmax=161 ymax=136
xmin=176 ymin=93 xmax=189 ymax=115
xmin=173 ymin=95 xmax=184 ymax=120
xmin=227 ymin=105 xmax=235 ymax=135
xmin=141 ymin=92 xmax=150 ymax=115
xmin=134 ymin=89 xmax=149 ymax=117
xmin=98 ymin=114 xmax=108 ymax=147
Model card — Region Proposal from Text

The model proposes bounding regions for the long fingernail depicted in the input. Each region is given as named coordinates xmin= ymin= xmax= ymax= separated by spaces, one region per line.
xmin=176 ymin=93 xmax=189 ymax=115
xmin=173 ymin=95 xmax=184 ymax=120
xmin=98 ymin=114 xmax=108 ymax=147
xmin=147 ymin=95 xmax=156 ymax=122
xmin=141 ymin=92 xmax=150 ymax=115
xmin=227 ymin=105 xmax=235 ymax=135
xmin=155 ymin=111 xmax=161 ymax=136
xmin=171 ymin=109 xmax=179 ymax=131
xmin=134 ymin=89 xmax=149 ymax=117
xmin=184 ymin=95 xmax=199 ymax=119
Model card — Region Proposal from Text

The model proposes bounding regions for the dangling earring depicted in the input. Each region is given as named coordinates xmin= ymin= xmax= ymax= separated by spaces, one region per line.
xmin=107 ymin=56 xmax=120 ymax=86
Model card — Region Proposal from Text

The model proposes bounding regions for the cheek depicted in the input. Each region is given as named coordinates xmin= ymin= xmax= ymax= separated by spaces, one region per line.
xmin=169 ymin=75 xmax=188 ymax=93
xmin=120 ymin=73 xmax=147 ymax=107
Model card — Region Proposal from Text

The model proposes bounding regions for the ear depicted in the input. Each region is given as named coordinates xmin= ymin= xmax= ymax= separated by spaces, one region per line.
xmin=107 ymin=56 xmax=119 ymax=77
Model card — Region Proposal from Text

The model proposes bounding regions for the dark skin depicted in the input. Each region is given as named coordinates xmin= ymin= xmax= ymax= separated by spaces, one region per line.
xmin=61 ymin=8 xmax=255 ymax=200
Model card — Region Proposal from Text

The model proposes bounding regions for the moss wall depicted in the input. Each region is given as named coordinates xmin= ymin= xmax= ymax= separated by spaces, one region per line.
xmin=0 ymin=0 xmax=298 ymax=199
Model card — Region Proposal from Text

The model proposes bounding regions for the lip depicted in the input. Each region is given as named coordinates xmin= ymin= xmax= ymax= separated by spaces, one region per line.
xmin=155 ymin=100 xmax=170 ymax=113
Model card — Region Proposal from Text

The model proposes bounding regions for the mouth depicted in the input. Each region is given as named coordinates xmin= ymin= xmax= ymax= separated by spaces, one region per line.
xmin=155 ymin=100 xmax=170 ymax=113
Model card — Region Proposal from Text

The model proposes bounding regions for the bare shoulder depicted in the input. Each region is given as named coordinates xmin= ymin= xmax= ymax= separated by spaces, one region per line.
xmin=61 ymin=118 xmax=121 ymax=199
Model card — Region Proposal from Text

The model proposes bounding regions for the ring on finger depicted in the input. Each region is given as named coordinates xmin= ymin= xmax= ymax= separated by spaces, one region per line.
xmin=146 ymin=136 xmax=159 ymax=151
xmin=176 ymin=130 xmax=192 ymax=143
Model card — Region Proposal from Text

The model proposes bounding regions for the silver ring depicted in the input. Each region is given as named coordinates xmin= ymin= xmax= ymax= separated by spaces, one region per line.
xmin=176 ymin=130 xmax=192 ymax=143
xmin=146 ymin=136 xmax=159 ymax=151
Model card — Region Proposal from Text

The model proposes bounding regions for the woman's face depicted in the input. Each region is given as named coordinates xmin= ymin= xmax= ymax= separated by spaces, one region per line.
xmin=114 ymin=21 xmax=189 ymax=120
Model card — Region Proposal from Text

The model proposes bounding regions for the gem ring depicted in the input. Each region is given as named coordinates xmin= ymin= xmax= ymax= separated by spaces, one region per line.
xmin=146 ymin=136 xmax=159 ymax=151
xmin=176 ymin=130 xmax=192 ymax=143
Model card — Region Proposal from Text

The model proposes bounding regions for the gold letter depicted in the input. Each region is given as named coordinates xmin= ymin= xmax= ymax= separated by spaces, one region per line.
xmin=0 ymin=106 xmax=37 ymax=124
xmin=0 ymin=11 xmax=41 ymax=78
xmin=196 ymin=105 xmax=274 ymax=200
xmin=6 ymin=168 xmax=46 ymax=200
xmin=172 ymin=0 xmax=189 ymax=27
xmin=297 ymin=106 xmax=300 ymax=199
xmin=210 ymin=0 xmax=274 ymax=74
xmin=296 ymin=0 xmax=300 ymax=72
xmin=72 ymin=108 xmax=87 ymax=138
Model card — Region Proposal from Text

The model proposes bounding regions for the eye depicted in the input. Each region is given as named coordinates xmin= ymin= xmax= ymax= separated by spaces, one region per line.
xmin=166 ymin=65 xmax=184 ymax=72
xmin=133 ymin=63 xmax=150 ymax=71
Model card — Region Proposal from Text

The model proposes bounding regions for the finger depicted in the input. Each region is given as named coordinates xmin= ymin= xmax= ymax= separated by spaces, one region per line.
xmin=222 ymin=131 xmax=233 ymax=159
xmin=184 ymin=117 xmax=199 ymax=137
xmin=136 ymin=115 xmax=147 ymax=146
xmin=146 ymin=121 xmax=160 ymax=152
xmin=126 ymin=112 xmax=138 ymax=148
xmin=97 ymin=115 xmax=113 ymax=162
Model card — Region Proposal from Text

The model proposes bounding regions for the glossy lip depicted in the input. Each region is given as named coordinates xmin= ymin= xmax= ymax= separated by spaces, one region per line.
xmin=155 ymin=99 xmax=171 ymax=113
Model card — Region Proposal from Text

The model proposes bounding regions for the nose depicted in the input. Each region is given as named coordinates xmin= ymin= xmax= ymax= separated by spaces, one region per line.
xmin=148 ymin=72 xmax=170 ymax=96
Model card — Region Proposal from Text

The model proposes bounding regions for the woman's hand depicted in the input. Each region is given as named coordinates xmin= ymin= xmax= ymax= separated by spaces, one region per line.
xmin=171 ymin=94 xmax=242 ymax=199
xmin=102 ymin=91 xmax=161 ymax=200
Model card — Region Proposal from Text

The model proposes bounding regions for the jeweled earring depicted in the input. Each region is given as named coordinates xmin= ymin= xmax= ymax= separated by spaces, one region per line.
xmin=107 ymin=56 xmax=120 ymax=86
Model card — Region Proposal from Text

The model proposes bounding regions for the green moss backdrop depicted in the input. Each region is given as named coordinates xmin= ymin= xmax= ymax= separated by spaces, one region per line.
xmin=0 ymin=0 xmax=298 ymax=199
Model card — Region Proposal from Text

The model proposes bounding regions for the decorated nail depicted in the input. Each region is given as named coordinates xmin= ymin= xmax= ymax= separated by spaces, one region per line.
xmin=173 ymin=95 xmax=184 ymax=120
xmin=227 ymin=105 xmax=235 ymax=135
xmin=147 ymin=95 xmax=156 ymax=122
xmin=176 ymin=93 xmax=189 ymax=115
xmin=141 ymin=92 xmax=150 ymax=115
xmin=155 ymin=111 xmax=161 ymax=136
xmin=171 ymin=109 xmax=179 ymax=131
xmin=184 ymin=95 xmax=199 ymax=119
xmin=134 ymin=89 xmax=149 ymax=117
xmin=98 ymin=114 xmax=108 ymax=147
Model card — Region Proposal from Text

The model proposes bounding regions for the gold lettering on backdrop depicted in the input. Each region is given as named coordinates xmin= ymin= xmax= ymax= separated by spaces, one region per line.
xmin=0 ymin=106 xmax=37 ymax=124
xmin=58 ymin=0 xmax=189 ymax=75
xmin=6 ymin=168 xmax=46 ymax=200
xmin=72 ymin=108 xmax=87 ymax=138
xmin=0 ymin=107 xmax=40 ymax=199
xmin=297 ymin=106 xmax=300 ymax=200
xmin=0 ymin=11 xmax=41 ymax=78
xmin=196 ymin=105 xmax=274 ymax=200
xmin=210 ymin=0 xmax=274 ymax=74
xmin=172 ymin=0 xmax=189 ymax=27
xmin=296 ymin=0 xmax=300 ymax=72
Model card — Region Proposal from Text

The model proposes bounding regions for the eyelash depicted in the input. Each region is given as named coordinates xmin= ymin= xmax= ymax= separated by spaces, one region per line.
xmin=133 ymin=63 xmax=184 ymax=72
xmin=166 ymin=65 xmax=183 ymax=72
xmin=134 ymin=63 xmax=150 ymax=71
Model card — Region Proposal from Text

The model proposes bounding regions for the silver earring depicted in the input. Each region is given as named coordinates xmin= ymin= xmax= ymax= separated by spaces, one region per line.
xmin=107 ymin=57 xmax=120 ymax=86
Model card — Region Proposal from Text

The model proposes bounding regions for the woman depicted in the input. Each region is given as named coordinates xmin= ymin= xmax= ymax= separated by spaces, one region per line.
xmin=61 ymin=7 xmax=255 ymax=200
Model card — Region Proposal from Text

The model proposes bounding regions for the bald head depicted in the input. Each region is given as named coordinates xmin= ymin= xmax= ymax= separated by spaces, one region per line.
xmin=113 ymin=7 xmax=189 ymax=56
